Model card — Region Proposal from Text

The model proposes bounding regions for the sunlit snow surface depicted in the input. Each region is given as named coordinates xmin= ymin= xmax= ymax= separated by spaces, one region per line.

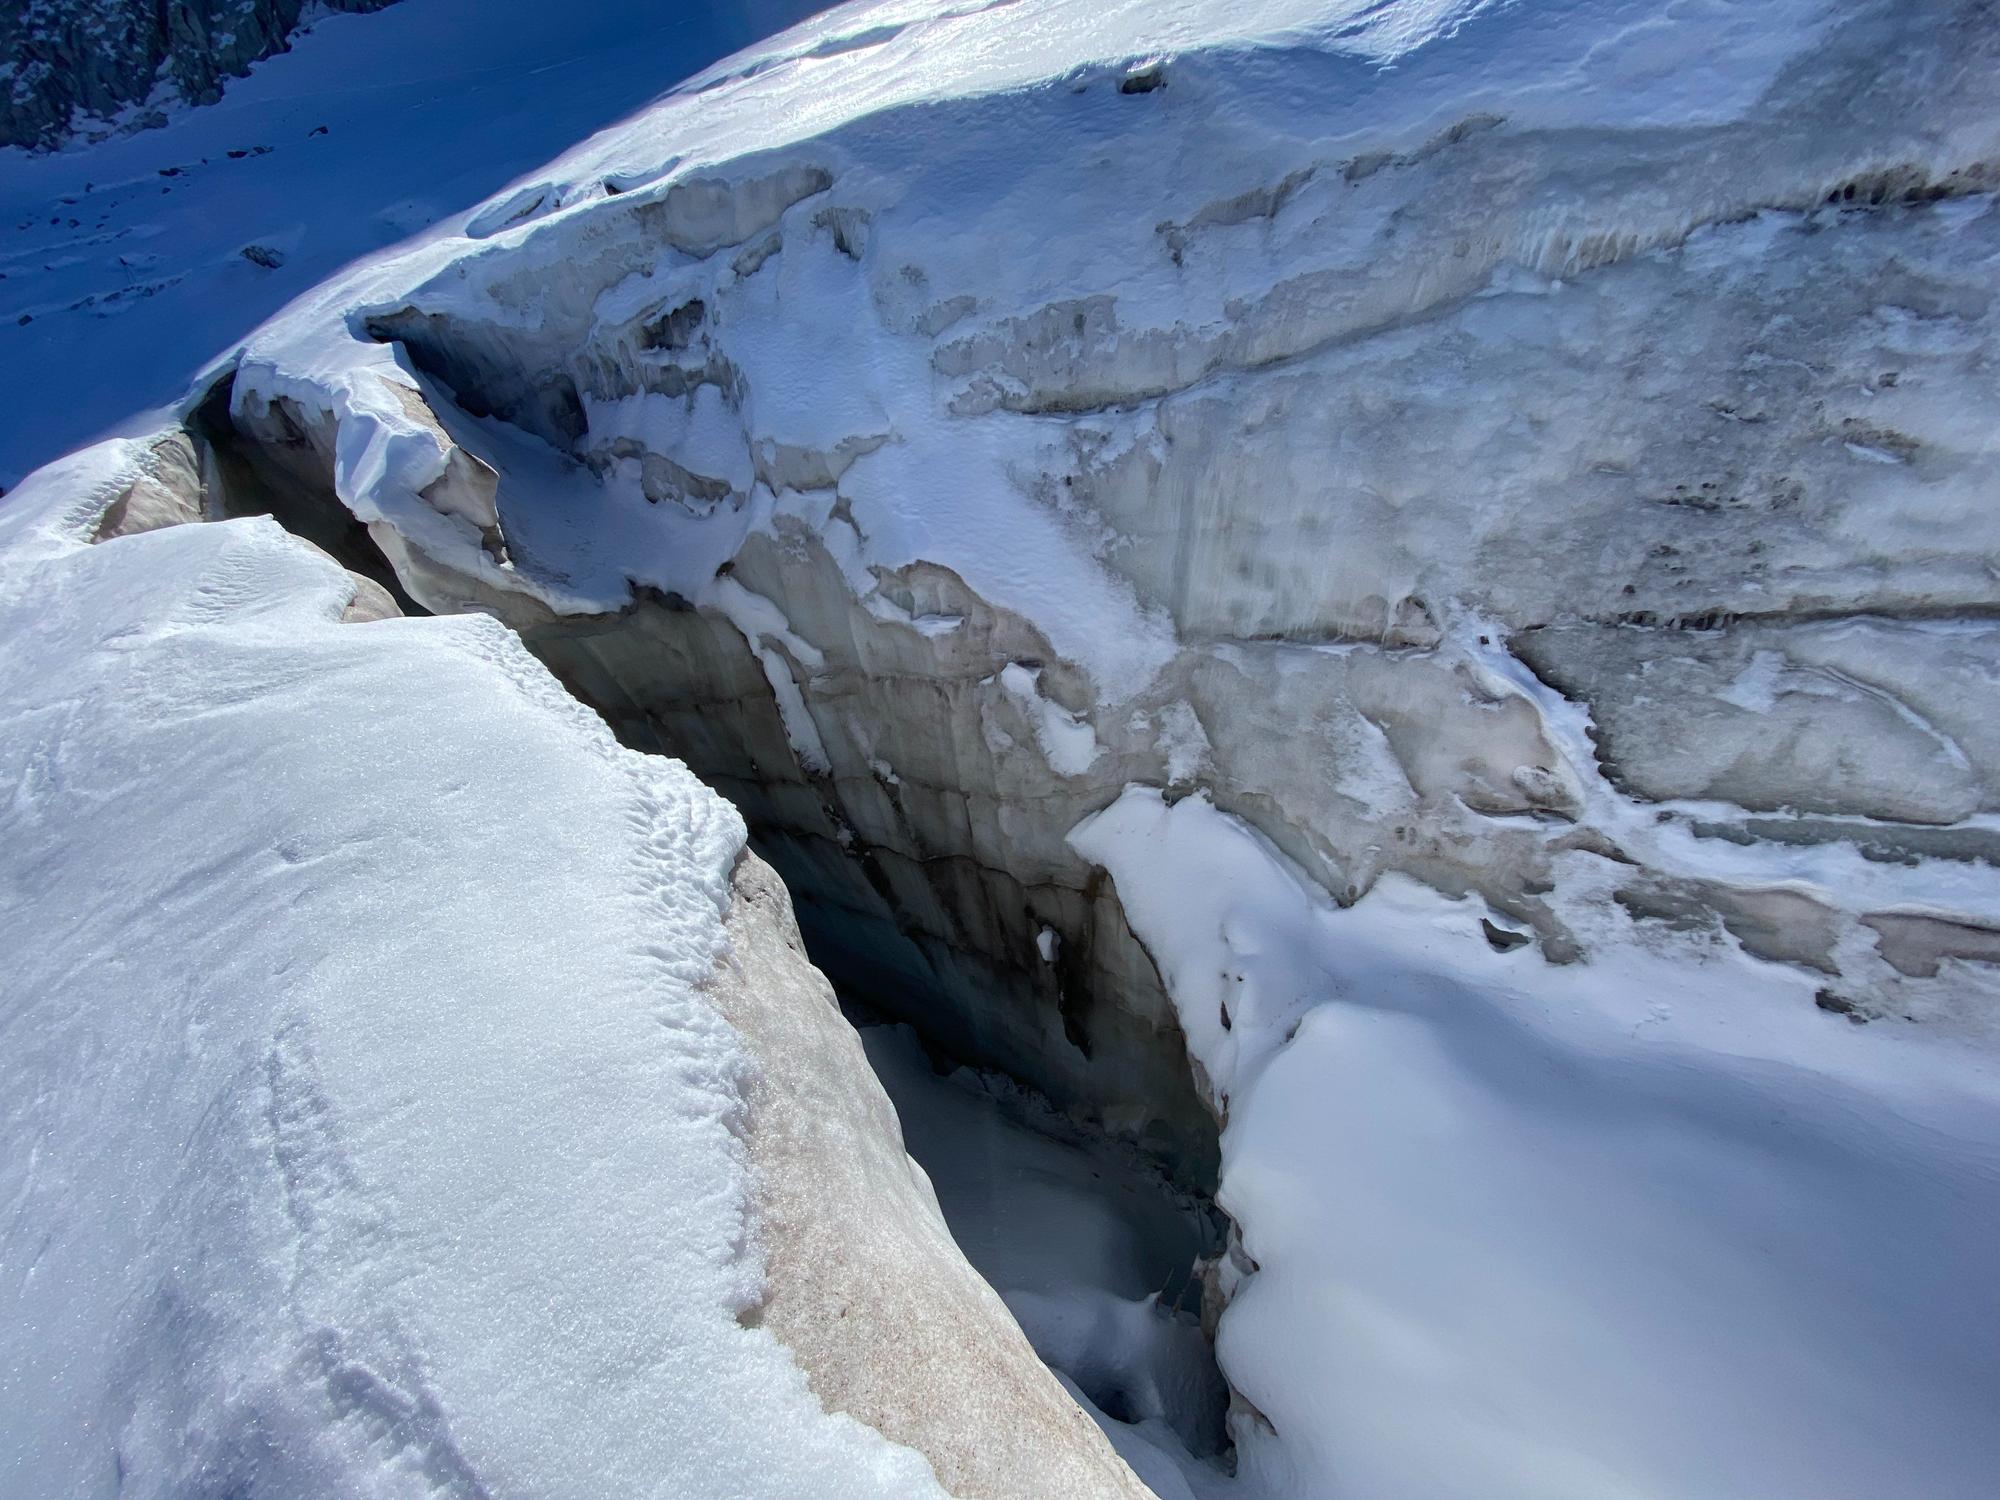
xmin=1072 ymin=790 xmax=2000 ymax=1499
xmin=0 ymin=447 xmax=949 ymax=1499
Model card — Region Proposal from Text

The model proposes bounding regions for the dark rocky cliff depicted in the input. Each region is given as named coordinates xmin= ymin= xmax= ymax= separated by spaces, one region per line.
xmin=1 ymin=0 xmax=398 ymax=149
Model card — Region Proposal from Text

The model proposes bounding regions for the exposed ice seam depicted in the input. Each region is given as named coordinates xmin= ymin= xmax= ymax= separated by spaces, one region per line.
xmin=990 ymin=175 xmax=2000 ymax=419
xmin=1805 ymin=665 xmax=1976 ymax=774
xmin=1522 ymin=599 xmax=2000 ymax=636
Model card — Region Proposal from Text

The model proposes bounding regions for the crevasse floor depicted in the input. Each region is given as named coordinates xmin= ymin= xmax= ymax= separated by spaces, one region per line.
xmin=853 ymin=1015 xmax=1235 ymax=1500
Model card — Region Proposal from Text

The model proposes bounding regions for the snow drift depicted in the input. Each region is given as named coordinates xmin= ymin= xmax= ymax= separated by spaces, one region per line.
xmin=0 ymin=436 xmax=1149 ymax=1498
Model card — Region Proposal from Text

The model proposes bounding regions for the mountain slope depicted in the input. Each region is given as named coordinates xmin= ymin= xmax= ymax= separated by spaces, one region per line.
xmin=0 ymin=0 xmax=400 ymax=150
xmin=0 ymin=0 xmax=827 ymax=488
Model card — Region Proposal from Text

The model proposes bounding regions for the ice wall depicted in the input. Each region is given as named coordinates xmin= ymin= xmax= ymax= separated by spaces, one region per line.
xmin=202 ymin=0 xmax=2000 ymax=1493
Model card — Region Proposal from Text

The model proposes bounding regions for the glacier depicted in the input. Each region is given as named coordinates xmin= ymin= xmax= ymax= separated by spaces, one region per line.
xmin=5 ymin=0 xmax=2000 ymax=1495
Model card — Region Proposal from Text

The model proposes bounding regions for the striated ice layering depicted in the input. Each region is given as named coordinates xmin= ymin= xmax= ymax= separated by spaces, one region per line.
xmin=221 ymin=0 xmax=2000 ymax=1023
xmin=33 ymin=0 xmax=2000 ymax=1495
xmin=0 ymin=438 xmax=1153 ymax=1499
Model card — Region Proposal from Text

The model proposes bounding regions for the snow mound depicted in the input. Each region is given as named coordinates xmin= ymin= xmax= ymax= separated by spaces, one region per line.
xmin=1072 ymin=787 xmax=2000 ymax=1499
xmin=0 ymin=441 xmax=955 ymax=1498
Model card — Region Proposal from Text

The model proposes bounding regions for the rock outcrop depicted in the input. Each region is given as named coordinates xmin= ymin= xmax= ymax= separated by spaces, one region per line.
xmin=0 ymin=0 xmax=400 ymax=148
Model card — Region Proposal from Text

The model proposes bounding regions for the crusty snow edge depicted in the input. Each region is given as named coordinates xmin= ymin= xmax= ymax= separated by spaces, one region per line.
xmin=0 ymin=436 xmax=1148 ymax=1499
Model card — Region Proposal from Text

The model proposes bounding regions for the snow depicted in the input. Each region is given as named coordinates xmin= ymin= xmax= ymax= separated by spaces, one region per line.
xmin=709 ymin=573 xmax=835 ymax=773
xmin=1467 ymin=615 xmax=2000 ymax=924
xmin=835 ymin=430 xmax=1181 ymax=693
xmin=199 ymin=0 xmax=1994 ymax=708
xmin=1134 ymin=701 xmax=1211 ymax=785
xmin=0 ymin=0 xmax=833 ymax=489
xmin=1070 ymin=787 xmax=2000 ymax=1500
xmin=0 ymin=441 xmax=948 ymax=1498
xmin=999 ymin=662 xmax=1101 ymax=776
xmin=12 ymin=0 xmax=2000 ymax=1496
xmin=857 ymin=1019 xmax=1228 ymax=1497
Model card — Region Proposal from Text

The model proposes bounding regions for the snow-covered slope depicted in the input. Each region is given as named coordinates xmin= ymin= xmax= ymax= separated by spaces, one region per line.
xmin=0 ymin=0 xmax=828 ymax=489
xmin=0 ymin=436 xmax=1151 ymax=1499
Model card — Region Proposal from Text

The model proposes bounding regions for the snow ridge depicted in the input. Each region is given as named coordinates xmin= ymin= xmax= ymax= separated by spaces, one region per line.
xmin=0 ymin=442 xmax=950 ymax=1499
